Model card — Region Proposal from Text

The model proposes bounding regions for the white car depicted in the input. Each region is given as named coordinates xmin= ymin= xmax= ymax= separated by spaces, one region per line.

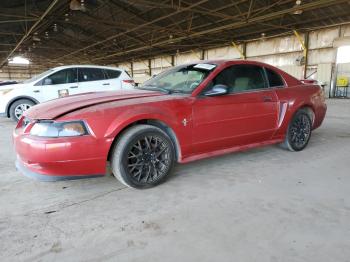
xmin=0 ymin=65 xmax=135 ymax=121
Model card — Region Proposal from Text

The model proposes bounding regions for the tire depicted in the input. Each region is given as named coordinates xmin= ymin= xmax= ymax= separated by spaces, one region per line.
xmin=283 ymin=109 xmax=312 ymax=151
xmin=110 ymin=124 xmax=175 ymax=189
xmin=9 ymin=99 xmax=35 ymax=122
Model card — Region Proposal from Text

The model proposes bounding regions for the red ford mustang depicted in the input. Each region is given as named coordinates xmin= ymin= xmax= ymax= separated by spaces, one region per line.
xmin=13 ymin=60 xmax=327 ymax=188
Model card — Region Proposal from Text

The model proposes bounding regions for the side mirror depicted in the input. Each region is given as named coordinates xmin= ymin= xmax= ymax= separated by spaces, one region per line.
xmin=204 ymin=84 xmax=228 ymax=97
xmin=43 ymin=78 xmax=53 ymax=85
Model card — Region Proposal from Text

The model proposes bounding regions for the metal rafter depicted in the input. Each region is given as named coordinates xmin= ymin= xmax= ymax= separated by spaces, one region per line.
xmin=51 ymin=0 xmax=209 ymax=62
xmin=91 ymin=0 xmax=347 ymax=62
xmin=93 ymin=0 xmax=293 ymax=61
xmin=0 ymin=0 xmax=60 ymax=67
xmin=1 ymin=0 xmax=350 ymax=67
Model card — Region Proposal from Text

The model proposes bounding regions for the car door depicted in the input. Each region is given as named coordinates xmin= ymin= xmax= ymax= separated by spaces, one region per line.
xmin=40 ymin=68 xmax=78 ymax=101
xmin=192 ymin=64 xmax=279 ymax=154
xmin=77 ymin=67 xmax=110 ymax=93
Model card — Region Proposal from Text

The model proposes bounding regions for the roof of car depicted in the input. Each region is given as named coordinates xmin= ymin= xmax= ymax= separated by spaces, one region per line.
xmin=178 ymin=59 xmax=279 ymax=69
xmin=52 ymin=65 xmax=124 ymax=71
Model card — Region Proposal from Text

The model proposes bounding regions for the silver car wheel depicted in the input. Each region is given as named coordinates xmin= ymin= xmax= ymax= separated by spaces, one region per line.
xmin=14 ymin=103 xmax=31 ymax=120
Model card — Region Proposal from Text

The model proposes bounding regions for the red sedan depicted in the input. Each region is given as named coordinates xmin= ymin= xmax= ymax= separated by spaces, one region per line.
xmin=13 ymin=60 xmax=327 ymax=188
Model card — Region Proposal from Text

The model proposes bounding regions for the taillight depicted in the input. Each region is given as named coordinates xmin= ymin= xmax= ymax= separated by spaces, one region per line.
xmin=16 ymin=117 xmax=33 ymax=133
xmin=123 ymin=79 xmax=135 ymax=86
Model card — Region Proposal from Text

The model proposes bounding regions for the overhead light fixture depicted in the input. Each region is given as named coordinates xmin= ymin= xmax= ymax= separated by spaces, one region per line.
xmin=70 ymin=0 xmax=86 ymax=12
xmin=169 ymin=34 xmax=174 ymax=44
xmin=33 ymin=35 xmax=41 ymax=42
xmin=292 ymin=0 xmax=303 ymax=15
xmin=8 ymin=56 xmax=30 ymax=65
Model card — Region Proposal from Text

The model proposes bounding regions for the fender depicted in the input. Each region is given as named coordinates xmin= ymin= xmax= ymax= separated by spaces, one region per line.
xmin=6 ymin=96 xmax=40 ymax=117
xmin=103 ymin=105 xmax=189 ymax=161
xmin=105 ymin=108 xmax=181 ymax=139
xmin=275 ymin=99 xmax=316 ymax=137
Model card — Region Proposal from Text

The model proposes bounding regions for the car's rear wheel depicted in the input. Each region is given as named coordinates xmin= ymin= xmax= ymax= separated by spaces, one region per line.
xmin=110 ymin=125 xmax=175 ymax=189
xmin=283 ymin=109 xmax=312 ymax=151
xmin=9 ymin=99 xmax=35 ymax=122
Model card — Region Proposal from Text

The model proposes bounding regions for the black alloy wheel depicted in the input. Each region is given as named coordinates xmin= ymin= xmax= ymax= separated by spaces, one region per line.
xmin=111 ymin=125 xmax=175 ymax=188
xmin=285 ymin=110 xmax=312 ymax=151
xmin=125 ymin=135 xmax=172 ymax=184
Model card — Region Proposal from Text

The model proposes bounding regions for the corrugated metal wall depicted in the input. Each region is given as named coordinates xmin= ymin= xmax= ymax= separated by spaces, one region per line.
xmin=2 ymin=24 xmax=350 ymax=97
xmin=0 ymin=66 xmax=42 ymax=82
xmin=125 ymin=24 xmax=350 ymax=97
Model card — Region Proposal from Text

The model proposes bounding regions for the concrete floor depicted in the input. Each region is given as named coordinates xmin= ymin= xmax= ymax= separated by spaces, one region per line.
xmin=0 ymin=100 xmax=350 ymax=262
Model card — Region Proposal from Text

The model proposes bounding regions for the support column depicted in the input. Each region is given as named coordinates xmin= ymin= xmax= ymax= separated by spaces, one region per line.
xmin=231 ymin=41 xmax=245 ymax=59
xmin=171 ymin=55 xmax=175 ymax=66
xmin=130 ymin=61 xmax=134 ymax=77
xmin=303 ymin=32 xmax=309 ymax=79
xmin=293 ymin=30 xmax=308 ymax=79
xmin=148 ymin=59 xmax=152 ymax=76
xmin=201 ymin=49 xmax=205 ymax=60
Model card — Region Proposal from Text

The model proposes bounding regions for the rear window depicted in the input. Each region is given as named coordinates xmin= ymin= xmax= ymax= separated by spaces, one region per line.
xmin=265 ymin=68 xmax=284 ymax=87
xmin=78 ymin=68 xmax=105 ymax=82
xmin=104 ymin=69 xmax=121 ymax=79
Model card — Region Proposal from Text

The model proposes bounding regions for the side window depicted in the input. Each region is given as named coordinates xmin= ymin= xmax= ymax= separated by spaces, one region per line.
xmin=43 ymin=68 xmax=77 ymax=85
xmin=265 ymin=68 xmax=285 ymax=88
xmin=208 ymin=65 xmax=267 ymax=93
xmin=78 ymin=68 xmax=106 ymax=82
xmin=104 ymin=69 xmax=121 ymax=79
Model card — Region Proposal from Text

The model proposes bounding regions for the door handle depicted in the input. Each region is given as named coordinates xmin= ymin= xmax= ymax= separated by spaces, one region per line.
xmin=33 ymin=90 xmax=40 ymax=93
xmin=69 ymin=86 xmax=78 ymax=89
xmin=103 ymin=83 xmax=110 ymax=86
xmin=263 ymin=96 xmax=272 ymax=102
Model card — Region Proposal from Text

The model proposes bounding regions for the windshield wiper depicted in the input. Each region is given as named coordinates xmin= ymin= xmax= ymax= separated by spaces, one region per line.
xmin=138 ymin=85 xmax=172 ymax=94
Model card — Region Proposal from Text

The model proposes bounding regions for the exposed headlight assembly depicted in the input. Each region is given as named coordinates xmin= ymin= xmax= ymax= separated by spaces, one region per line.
xmin=30 ymin=121 xmax=89 ymax=137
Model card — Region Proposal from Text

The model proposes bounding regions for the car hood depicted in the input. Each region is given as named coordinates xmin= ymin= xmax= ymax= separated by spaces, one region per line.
xmin=25 ymin=90 xmax=163 ymax=120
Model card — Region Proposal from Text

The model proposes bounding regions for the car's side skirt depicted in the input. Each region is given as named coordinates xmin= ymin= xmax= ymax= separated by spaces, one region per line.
xmin=179 ymin=138 xmax=284 ymax=164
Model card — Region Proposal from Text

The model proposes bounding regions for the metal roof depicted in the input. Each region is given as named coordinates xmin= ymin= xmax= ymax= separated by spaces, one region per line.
xmin=0 ymin=0 xmax=349 ymax=68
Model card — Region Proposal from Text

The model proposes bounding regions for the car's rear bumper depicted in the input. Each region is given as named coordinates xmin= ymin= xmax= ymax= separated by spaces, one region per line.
xmin=13 ymin=127 xmax=110 ymax=180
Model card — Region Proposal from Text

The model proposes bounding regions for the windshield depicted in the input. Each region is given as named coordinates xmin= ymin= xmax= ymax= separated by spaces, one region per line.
xmin=22 ymin=69 xmax=54 ymax=83
xmin=140 ymin=63 xmax=216 ymax=94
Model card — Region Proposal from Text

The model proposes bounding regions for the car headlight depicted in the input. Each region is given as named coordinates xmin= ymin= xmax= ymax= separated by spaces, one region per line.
xmin=0 ymin=89 xmax=13 ymax=95
xmin=30 ymin=121 xmax=89 ymax=137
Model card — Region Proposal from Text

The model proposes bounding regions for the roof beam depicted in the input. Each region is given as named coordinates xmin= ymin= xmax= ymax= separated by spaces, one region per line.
xmin=95 ymin=0 xmax=291 ymax=59
xmin=91 ymin=0 xmax=346 ymax=62
xmin=51 ymin=0 xmax=209 ymax=62
xmin=0 ymin=0 xmax=60 ymax=68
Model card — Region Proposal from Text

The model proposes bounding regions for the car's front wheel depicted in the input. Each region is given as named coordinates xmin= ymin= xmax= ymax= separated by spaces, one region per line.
xmin=283 ymin=109 xmax=312 ymax=151
xmin=111 ymin=125 xmax=175 ymax=189
xmin=9 ymin=99 xmax=35 ymax=122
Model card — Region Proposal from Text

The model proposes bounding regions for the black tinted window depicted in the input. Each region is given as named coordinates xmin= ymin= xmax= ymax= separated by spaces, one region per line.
xmin=104 ymin=69 xmax=121 ymax=79
xmin=78 ymin=68 xmax=105 ymax=82
xmin=45 ymin=68 xmax=77 ymax=85
xmin=266 ymin=68 xmax=284 ymax=87
xmin=209 ymin=65 xmax=267 ymax=93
